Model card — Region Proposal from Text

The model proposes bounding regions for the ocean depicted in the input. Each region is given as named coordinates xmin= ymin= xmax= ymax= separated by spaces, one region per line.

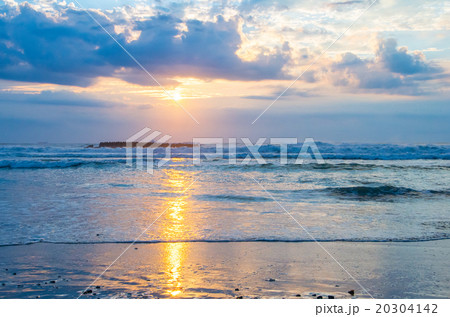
xmin=0 ymin=143 xmax=449 ymax=246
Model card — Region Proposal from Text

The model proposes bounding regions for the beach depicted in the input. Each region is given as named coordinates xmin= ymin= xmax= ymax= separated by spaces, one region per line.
xmin=0 ymin=240 xmax=449 ymax=299
xmin=0 ymin=144 xmax=449 ymax=299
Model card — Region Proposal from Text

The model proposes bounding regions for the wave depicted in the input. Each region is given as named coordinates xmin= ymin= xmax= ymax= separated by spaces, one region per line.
xmin=1 ymin=143 xmax=449 ymax=161
xmin=227 ymin=162 xmax=450 ymax=171
xmin=2 ymin=235 xmax=450 ymax=247
xmin=195 ymin=194 xmax=271 ymax=202
xmin=0 ymin=159 xmax=125 ymax=169
xmin=324 ymin=185 xmax=450 ymax=200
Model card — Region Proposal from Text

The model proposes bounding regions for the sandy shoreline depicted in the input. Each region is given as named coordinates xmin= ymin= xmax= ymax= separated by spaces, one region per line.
xmin=0 ymin=240 xmax=449 ymax=299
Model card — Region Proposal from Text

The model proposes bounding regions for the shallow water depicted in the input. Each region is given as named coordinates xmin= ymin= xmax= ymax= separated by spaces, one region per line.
xmin=0 ymin=241 xmax=449 ymax=299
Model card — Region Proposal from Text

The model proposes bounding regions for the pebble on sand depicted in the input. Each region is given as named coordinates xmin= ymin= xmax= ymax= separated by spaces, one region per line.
xmin=83 ymin=289 xmax=93 ymax=295
xmin=235 ymin=288 xmax=239 ymax=291
xmin=328 ymin=295 xmax=335 ymax=299
xmin=95 ymin=286 xmax=101 ymax=289
xmin=317 ymin=296 xmax=323 ymax=299
xmin=348 ymin=290 xmax=355 ymax=296
xmin=295 ymin=294 xmax=301 ymax=297
xmin=267 ymin=278 xmax=276 ymax=282
xmin=236 ymin=296 xmax=243 ymax=299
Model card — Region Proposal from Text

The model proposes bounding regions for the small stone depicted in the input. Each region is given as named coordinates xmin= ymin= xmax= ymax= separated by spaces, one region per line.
xmin=95 ymin=286 xmax=101 ymax=289
xmin=96 ymin=234 xmax=100 ymax=236
xmin=348 ymin=290 xmax=355 ymax=296
xmin=17 ymin=285 xmax=23 ymax=288
xmin=235 ymin=288 xmax=239 ymax=291
xmin=328 ymin=295 xmax=335 ymax=299
xmin=295 ymin=294 xmax=301 ymax=297
xmin=36 ymin=296 xmax=40 ymax=298
xmin=5 ymin=269 xmax=8 ymax=271
xmin=83 ymin=289 xmax=93 ymax=294
xmin=36 ymin=283 xmax=41 ymax=286
xmin=134 ymin=247 xmax=138 ymax=250
xmin=317 ymin=296 xmax=323 ymax=299
xmin=49 ymin=280 xmax=56 ymax=284
xmin=1 ymin=283 xmax=5 ymax=286
xmin=267 ymin=278 xmax=276 ymax=282
xmin=335 ymin=285 xmax=339 ymax=287
xmin=93 ymin=293 xmax=97 ymax=296
xmin=236 ymin=296 xmax=243 ymax=299
xmin=58 ymin=275 xmax=61 ymax=278
xmin=12 ymin=272 xmax=16 ymax=275
xmin=311 ymin=293 xmax=317 ymax=297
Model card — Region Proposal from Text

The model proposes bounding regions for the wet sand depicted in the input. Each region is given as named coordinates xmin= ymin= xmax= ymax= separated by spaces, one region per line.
xmin=0 ymin=240 xmax=449 ymax=299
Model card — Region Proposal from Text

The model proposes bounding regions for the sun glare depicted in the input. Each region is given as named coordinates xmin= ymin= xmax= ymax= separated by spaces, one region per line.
xmin=172 ymin=91 xmax=182 ymax=101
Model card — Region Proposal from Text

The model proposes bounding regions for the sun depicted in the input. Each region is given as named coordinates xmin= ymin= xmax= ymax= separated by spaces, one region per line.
xmin=172 ymin=91 xmax=182 ymax=101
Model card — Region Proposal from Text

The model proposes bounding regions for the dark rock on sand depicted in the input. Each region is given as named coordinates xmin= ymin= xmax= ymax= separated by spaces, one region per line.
xmin=83 ymin=289 xmax=93 ymax=294
xmin=236 ymin=296 xmax=243 ymax=299
xmin=295 ymin=294 xmax=301 ymax=297
xmin=95 ymin=286 xmax=101 ymax=289
xmin=348 ymin=290 xmax=355 ymax=296
xmin=1 ymin=283 xmax=5 ymax=286
xmin=328 ymin=295 xmax=335 ymax=299
xmin=317 ymin=296 xmax=323 ymax=299
xmin=12 ymin=272 xmax=16 ymax=275
xmin=235 ymin=288 xmax=239 ymax=291
xmin=50 ymin=280 xmax=56 ymax=284
xmin=311 ymin=293 xmax=317 ymax=297
xmin=267 ymin=278 xmax=276 ymax=282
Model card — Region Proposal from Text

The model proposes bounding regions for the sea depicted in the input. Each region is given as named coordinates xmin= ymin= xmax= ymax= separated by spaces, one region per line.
xmin=0 ymin=142 xmax=449 ymax=246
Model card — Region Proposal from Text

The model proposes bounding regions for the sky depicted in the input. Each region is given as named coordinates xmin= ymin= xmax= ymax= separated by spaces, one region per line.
xmin=0 ymin=0 xmax=449 ymax=143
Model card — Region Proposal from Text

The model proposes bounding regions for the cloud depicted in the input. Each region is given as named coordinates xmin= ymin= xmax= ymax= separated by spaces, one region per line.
xmin=377 ymin=38 xmax=442 ymax=75
xmin=241 ymin=87 xmax=316 ymax=100
xmin=0 ymin=90 xmax=117 ymax=108
xmin=327 ymin=1 xmax=366 ymax=11
xmin=329 ymin=39 xmax=445 ymax=95
xmin=0 ymin=2 xmax=290 ymax=87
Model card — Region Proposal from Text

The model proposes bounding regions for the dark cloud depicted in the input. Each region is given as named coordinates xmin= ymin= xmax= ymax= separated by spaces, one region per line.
xmin=377 ymin=38 xmax=442 ymax=75
xmin=241 ymin=87 xmax=315 ymax=100
xmin=0 ymin=90 xmax=117 ymax=108
xmin=327 ymin=1 xmax=365 ymax=11
xmin=0 ymin=3 xmax=290 ymax=87
xmin=330 ymin=39 xmax=444 ymax=95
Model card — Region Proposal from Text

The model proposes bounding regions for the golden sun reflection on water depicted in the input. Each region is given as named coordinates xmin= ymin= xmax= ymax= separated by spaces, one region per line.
xmin=164 ymin=242 xmax=187 ymax=296
xmin=160 ymin=170 xmax=193 ymax=297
